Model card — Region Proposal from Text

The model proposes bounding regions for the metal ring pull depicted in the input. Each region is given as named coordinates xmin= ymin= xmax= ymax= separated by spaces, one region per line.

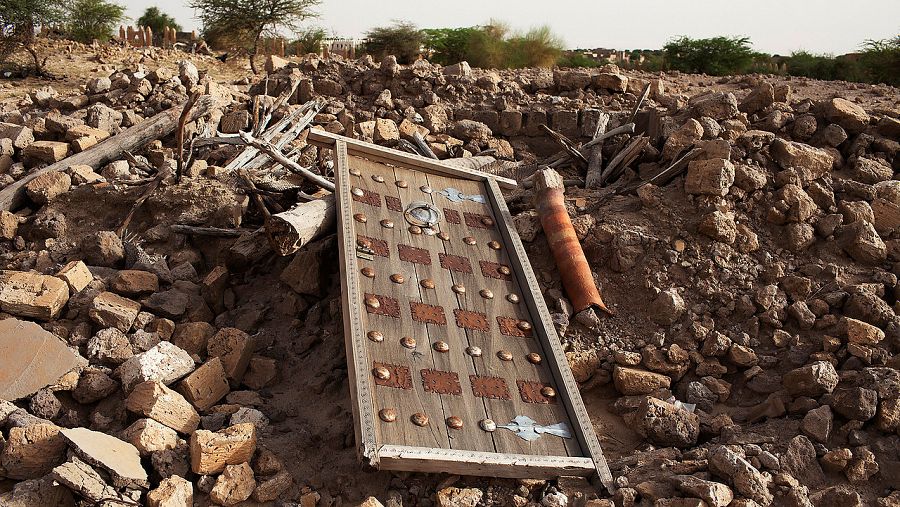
xmin=404 ymin=202 xmax=442 ymax=228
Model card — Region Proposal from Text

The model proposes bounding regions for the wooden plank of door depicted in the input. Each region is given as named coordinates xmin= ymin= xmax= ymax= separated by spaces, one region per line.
xmin=389 ymin=161 xmax=495 ymax=452
xmin=350 ymin=157 xmax=448 ymax=450
xmin=348 ymin=155 xmax=451 ymax=449
xmin=425 ymin=172 xmax=579 ymax=458
xmin=333 ymin=141 xmax=378 ymax=463
xmin=485 ymin=177 xmax=613 ymax=487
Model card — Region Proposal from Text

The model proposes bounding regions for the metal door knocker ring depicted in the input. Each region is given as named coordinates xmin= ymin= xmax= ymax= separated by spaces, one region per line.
xmin=404 ymin=202 xmax=442 ymax=228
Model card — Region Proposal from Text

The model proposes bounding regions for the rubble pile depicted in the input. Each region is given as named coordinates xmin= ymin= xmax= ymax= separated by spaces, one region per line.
xmin=0 ymin=43 xmax=897 ymax=507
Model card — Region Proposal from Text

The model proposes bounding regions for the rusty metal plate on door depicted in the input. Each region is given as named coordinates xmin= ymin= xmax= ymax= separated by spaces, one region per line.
xmin=443 ymin=208 xmax=461 ymax=224
xmin=385 ymin=196 xmax=403 ymax=212
xmin=454 ymin=309 xmax=490 ymax=332
xmin=421 ymin=369 xmax=462 ymax=395
xmin=517 ymin=380 xmax=557 ymax=404
xmin=357 ymin=235 xmax=389 ymax=257
xmin=497 ymin=317 xmax=534 ymax=338
xmin=352 ymin=188 xmax=382 ymax=207
xmin=464 ymin=211 xmax=495 ymax=229
xmin=364 ymin=293 xmax=401 ymax=318
xmin=439 ymin=253 xmax=473 ymax=274
xmin=480 ymin=260 xmax=513 ymax=281
xmin=331 ymin=135 xmax=611 ymax=486
xmin=398 ymin=244 xmax=432 ymax=265
xmin=470 ymin=375 xmax=511 ymax=400
xmin=410 ymin=302 xmax=447 ymax=325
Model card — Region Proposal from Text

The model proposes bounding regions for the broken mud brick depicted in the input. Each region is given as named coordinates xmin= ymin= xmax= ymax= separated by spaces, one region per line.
xmin=190 ymin=423 xmax=257 ymax=475
xmin=357 ymin=235 xmax=389 ymax=257
xmin=454 ymin=309 xmax=490 ymax=332
xmin=0 ymin=271 xmax=69 ymax=321
xmin=385 ymin=196 xmax=402 ymax=212
xmin=398 ymin=244 xmax=431 ymax=265
xmin=443 ymin=208 xmax=461 ymax=224
xmin=464 ymin=212 xmax=494 ymax=229
xmin=439 ymin=253 xmax=473 ymax=273
xmin=480 ymin=261 xmax=513 ymax=281
xmin=351 ymin=188 xmax=381 ymax=207
xmin=421 ymin=369 xmax=462 ymax=395
xmin=517 ymin=380 xmax=557 ymax=404
xmin=373 ymin=362 xmax=412 ymax=389
xmin=497 ymin=316 xmax=534 ymax=338
xmin=470 ymin=375 xmax=511 ymax=400
xmin=410 ymin=301 xmax=446 ymax=325
xmin=0 ymin=318 xmax=86 ymax=400
xmin=364 ymin=293 xmax=401 ymax=318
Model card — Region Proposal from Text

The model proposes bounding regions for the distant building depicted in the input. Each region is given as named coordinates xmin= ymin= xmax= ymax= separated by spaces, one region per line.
xmin=564 ymin=47 xmax=659 ymax=67
xmin=324 ymin=39 xmax=361 ymax=58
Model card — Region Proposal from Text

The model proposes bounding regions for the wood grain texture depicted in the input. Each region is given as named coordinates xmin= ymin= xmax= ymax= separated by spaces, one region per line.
xmin=428 ymin=172 xmax=578 ymax=459
xmin=486 ymin=178 xmax=613 ymax=489
xmin=377 ymin=445 xmax=595 ymax=478
xmin=325 ymin=131 xmax=611 ymax=483
xmin=349 ymin=155 xmax=450 ymax=450
xmin=334 ymin=141 xmax=378 ymax=465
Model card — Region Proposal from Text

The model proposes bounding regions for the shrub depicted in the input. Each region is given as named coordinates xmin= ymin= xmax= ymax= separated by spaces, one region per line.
xmin=505 ymin=25 xmax=564 ymax=68
xmin=858 ymin=35 xmax=900 ymax=86
xmin=292 ymin=25 xmax=327 ymax=55
xmin=557 ymin=52 xmax=600 ymax=68
xmin=663 ymin=36 xmax=756 ymax=75
xmin=422 ymin=26 xmax=479 ymax=66
xmin=422 ymin=21 xmax=564 ymax=69
xmin=0 ymin=0 xmax=66 ymax=74
xmin=363 ymin=21 xmax=424 ymax=64
xmin=66 ymin=0 xmax=125 ymax=43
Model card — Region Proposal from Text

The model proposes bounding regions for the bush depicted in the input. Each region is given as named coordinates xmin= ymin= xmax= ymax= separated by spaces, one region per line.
xmin=363 ymin=21 xmax=424 ymax=64
xmin=0 ymin=0 xmax=66 ymax=74
xmin=66 ymin=0 xmax=125 ymax=43
xmin=137 ymin=6 xmax=181 ymax=43
xmin=663 ymin=36 xmax=757 ymax=75
xmin=422 ymin=26 xmax=479 ymax=66
xmin=557 ymin=52 xmax=600 ymax=68
xmin=421 ymin=21 xmax=563 ymax=69
xmin=858 ymin=36 xmax=900 ymax=86
xmin=292 ymin=26 xmax=327 ymax=55
xmin=505 ymin=25 xmax=563 ymax=68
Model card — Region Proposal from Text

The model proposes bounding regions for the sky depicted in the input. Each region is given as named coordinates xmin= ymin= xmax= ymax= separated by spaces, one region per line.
xmin=123 ymin=0 xmax=899 ymax=56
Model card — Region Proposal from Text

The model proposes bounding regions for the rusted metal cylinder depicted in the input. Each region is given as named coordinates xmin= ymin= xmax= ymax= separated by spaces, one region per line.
xmin=533 ymin=168 xmax=611 ymax=315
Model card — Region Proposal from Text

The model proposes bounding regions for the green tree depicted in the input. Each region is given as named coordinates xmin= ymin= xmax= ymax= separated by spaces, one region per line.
xmin=663 ymin=36 xmax=757 ymax=75
xmin=0 ymin=0 xmax=66 ymax=74
xmin=422 ymin=26 xmax=478 ymax=65
xmin=293 ymin=25 xmax=327 ymax=55
xmin=859 ymin=35 xmax=900 ymax=86
xmin=362 ymin=21 xmax=424 ymax=64
xmin=137 ymin=6 xmax=181 ymax=44
xmin=189 ymin=0 xmax=320 ymax=73
xmin=66 ymin=0 xmax=125 ymax=43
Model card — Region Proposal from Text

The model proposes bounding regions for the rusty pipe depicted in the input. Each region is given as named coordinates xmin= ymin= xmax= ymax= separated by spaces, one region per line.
xmin=533 ymin=168 xmax=612 ymax=316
